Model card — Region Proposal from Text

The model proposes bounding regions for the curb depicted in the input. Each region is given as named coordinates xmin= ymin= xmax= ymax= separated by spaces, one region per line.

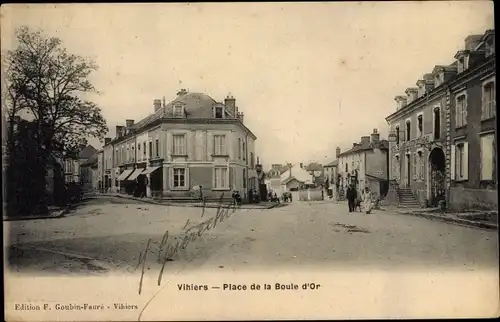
xmin=99 ymin=194 xmax=283 ymax=210
xmin=398 ymin=211 xmax=498 ymax=230
xmin=12 ymin=245 xmax=110 ymax=271
xmin=3 ymin=207 xmax=70 ymax=222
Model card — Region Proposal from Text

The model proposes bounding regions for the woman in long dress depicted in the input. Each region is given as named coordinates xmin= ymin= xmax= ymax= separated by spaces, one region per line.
xmin=362 ymin=187 xmax=373 ymax=214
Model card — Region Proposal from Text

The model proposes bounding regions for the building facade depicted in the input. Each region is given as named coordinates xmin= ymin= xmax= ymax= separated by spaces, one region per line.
xmin=449 ymin=30 xmax=496 ymax=210
xmin=103 ymin=90 xmax=258 ymax=201
xmin=337 ymin=129 xmax=389 ymax=200
xmin=386 ymin=29 xmax=496 ymax=210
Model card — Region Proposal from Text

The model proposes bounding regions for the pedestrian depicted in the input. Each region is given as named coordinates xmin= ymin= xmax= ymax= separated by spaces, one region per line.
xmin=362 ymin=187 xmax=373 ymax=214
xmin=346 ymin=184 xmax=356 ymax=212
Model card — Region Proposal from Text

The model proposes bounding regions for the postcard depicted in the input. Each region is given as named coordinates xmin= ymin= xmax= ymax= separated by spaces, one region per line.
xmin=2 ymin=2 xmax=498 ymax=321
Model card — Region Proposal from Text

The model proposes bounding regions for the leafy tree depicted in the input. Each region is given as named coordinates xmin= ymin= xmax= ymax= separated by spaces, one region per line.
xmin=4 ymin=26 xmax=108 ymax=214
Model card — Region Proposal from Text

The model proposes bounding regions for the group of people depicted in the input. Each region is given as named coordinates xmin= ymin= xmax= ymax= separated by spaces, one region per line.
xmin=345 ymin=184 xmax=373 ymax=214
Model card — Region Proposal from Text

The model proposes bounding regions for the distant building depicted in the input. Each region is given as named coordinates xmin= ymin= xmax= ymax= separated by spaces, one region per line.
xmin=337 ymin=129 xmax=389 ymax=200
xmin=63 ymin=144 xmax=97 ymax=184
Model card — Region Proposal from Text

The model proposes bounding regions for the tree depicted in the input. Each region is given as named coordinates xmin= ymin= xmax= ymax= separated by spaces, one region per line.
xmin=4 ymin=26 xmax=108 ymax=214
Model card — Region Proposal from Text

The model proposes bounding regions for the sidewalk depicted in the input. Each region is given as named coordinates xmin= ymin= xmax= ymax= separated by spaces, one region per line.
xmin=3 ymin=206 xmax=70 ymax=222
xmin=96 ymin=193 xmax=287 ymax=209
xmin=380 ymin=205 xmax=498 ymax=230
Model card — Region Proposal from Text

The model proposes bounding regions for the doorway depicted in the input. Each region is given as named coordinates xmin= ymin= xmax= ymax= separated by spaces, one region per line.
xmin=429 ymin=148 xmax=446 ymax=206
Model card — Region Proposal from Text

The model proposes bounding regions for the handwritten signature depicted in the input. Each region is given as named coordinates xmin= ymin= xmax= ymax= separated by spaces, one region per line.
xmin=135 ymin=193 xmax=238 ymax=295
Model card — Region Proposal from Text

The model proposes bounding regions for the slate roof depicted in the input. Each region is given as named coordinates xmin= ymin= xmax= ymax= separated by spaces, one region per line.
xmin=78 ymin=145 xmax=98 ymax=159
xmin=324 ymin=160 xmax=338 ymax=167
xmin=338 ymin=140 xmax=389 ymax=158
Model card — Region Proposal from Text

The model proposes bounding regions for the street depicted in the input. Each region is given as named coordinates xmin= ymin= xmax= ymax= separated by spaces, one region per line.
xmin=5 ymin=197 xmax=498 ymax=275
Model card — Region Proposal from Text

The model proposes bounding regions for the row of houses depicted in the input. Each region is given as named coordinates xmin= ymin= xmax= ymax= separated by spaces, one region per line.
xmin=92 ymin=89 xmax=259 ymax=201
xmin=321 ymin=29 xmax=496 ymax=212
xmin=384 ymin=29 xmax=496 ymax=211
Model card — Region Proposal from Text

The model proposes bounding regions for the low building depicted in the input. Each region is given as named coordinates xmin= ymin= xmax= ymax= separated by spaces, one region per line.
xmin=265 ymin=163 xmax=291 ymax=193
xmin=337 ymin=129 xmax=389 ymax=201
xmin=103 ymin=90 xmax=258 ymax=201
xmin=63 ymin=145 xmax=97 ymax=183
xmin=323 ymin=159 xmax=338 ymax=198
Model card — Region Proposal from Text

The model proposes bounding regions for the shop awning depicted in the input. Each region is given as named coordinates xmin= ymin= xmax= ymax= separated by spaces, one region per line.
xmin=117 ymin=169 xmax=134 ymax=181
xmin=127 ymin=168 xmax=145 ymax=181
xmin=141 ymin=166 xmax=161 ymax=175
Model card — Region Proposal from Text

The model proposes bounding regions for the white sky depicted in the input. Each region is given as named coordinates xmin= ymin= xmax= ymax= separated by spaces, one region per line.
xmin=1 ymin=2 xmax=494 ymax=165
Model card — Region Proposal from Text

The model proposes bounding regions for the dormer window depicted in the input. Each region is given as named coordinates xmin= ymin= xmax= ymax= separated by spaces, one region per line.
xmin=173 ymin=105 xmax=184 ymax=117
xmin=214 ymin=106 xmax=224 ymax=119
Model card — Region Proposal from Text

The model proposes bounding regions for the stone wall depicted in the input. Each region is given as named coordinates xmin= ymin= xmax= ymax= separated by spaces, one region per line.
xmin=449 ymin=187 xmax=498 ymax=211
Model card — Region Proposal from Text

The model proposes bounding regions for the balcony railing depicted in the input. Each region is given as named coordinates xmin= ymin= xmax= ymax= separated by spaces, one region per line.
xmin=481 ymin=100 xmax=496 ymax=120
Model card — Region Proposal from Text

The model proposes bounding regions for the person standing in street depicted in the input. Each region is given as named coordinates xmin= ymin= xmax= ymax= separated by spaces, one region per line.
xmin=362 ymin=187 xmax=373 ymax=214
xmin=346 ymin=184 xmax=355 ymax=212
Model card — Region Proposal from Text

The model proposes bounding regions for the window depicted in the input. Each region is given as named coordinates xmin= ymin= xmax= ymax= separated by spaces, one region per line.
xmin=238 ymin=138 xmax=241 ymax=159
xmin=143 ymin=142 xmax=146 ymax=157
xmin=345 ymin=163 xmax=348 ymax=172
xmin=214 ymin=106 xmax=224 ymax=119
xmin=433 ymin=107 xmax=440 ymax=140
xmin=455 ymin=94 xmax=467 ymax=127
xmin=214 ymin=167 xmax=228 ymax=189
xmin=406 ymin=121 xmax=411 ymax=141
xmin=131 ymin=145 xmax=135 ymax=161
xmin=149 ymin=141 xmax=152 ymax=158
xmin=395 ymin=125 xmax=400 ymax=144
xmin=137 ymin=143 xmax=141 ymax=161
xmin=480 ymin=134 xmax=495 ymax=181
xmin=482 ymin=81 xmax=496 ymax=120
xmin=417 ymin=114 xmax=423 ymax=137
xmin=173 ymin=168 xmax=186 ymax=188
xmin=250 ymin=152 xmax=255 ymax=168
xmin=155 ymin=138 xmax=159 ymax=157
xmin=173 ymin=134 xmax=186 ymax=155
xmin=454 ymin=142 xmax=468 ymax=181
xmin=458 ymin=57 xmax=464 ymax=73
xmin=173 ymin=105 xmax=183 ymax=117
xmin=126 ymin=146 xmax=130 ymax=162
xmin=242 ymin=142 xmax=246 ymax=160
xmin=214 ymin=135 xmax=226 ymax=155
xmin=243 ymin=169 xmax=246 ymax=188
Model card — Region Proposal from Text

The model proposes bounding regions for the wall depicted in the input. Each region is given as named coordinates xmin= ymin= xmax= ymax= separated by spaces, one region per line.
xmin=449 ymin=187 xmax=497 ymax=210
xmin=450 ymin=73 xmax=497 ymax=191
xmin=299 ymin=188 xmax=323 ymax=201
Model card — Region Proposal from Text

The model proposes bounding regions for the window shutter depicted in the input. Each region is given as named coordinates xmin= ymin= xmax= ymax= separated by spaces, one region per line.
xmin=168 ymin=167 xmax=174 ymax=189
xmin=450 ymin=144 xmax=456 ymax=180
xmin=463 ymin=142 xmax=469 ymax=180
xmin=225 ymin=167 xmax=230 ymax=188
xmin=212 ymin=167 xmax=216 ymax=189
xmin=413 ymin=154 xmax=417 ymax=180
xmin=185 ymin=167 xmax=190 ymax=189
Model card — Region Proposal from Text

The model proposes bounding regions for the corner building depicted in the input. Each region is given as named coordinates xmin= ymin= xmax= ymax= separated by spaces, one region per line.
xmin=103 ymin=89 xmax=258 ymax=201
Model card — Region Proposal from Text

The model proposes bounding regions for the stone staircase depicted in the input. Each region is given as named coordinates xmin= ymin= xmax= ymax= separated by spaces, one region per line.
xmin=397 ymin=187 xmax=421 ymax=208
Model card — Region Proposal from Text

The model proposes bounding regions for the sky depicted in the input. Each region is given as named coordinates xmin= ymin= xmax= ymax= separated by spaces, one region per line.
xmin=1 ymin=2 xmax=494 ymax=166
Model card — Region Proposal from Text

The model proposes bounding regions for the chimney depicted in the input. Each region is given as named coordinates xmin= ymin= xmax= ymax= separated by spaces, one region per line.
xmin=353 ymin=143 xmax=357 ymax=148
xmin=115 ymin=125 xmax=125 ymax=138
xmin=371 ymin=128 xmax=380 ymax=145
xmin=224 ymin=93 xmax=236 ymax=117
xmin=126 ymin=119 xmax=135 ymax=128
xmin=237 ymin=112 xmax=244 ymax=123
xmin=177 ymin=88 xmax=188 ymax=96
xmin=336 ymin=147 xmax=341 ymax=158
xmin=361 ymin=136 xmax=370 ymax=145
xmin=300 ymin=163 xmax=303 ymax=169
xmin=405 ymin=88 xmax=418 ymax=103
xmin=464 ymin=34 xmax=483 ymax=51
xmin=104 ymin=137 xmax=111 ymax=145
xmin=394 ymin=96 xmax=407 ymax=110
xmin=153 ymin=99 xmax=162 ymax=112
